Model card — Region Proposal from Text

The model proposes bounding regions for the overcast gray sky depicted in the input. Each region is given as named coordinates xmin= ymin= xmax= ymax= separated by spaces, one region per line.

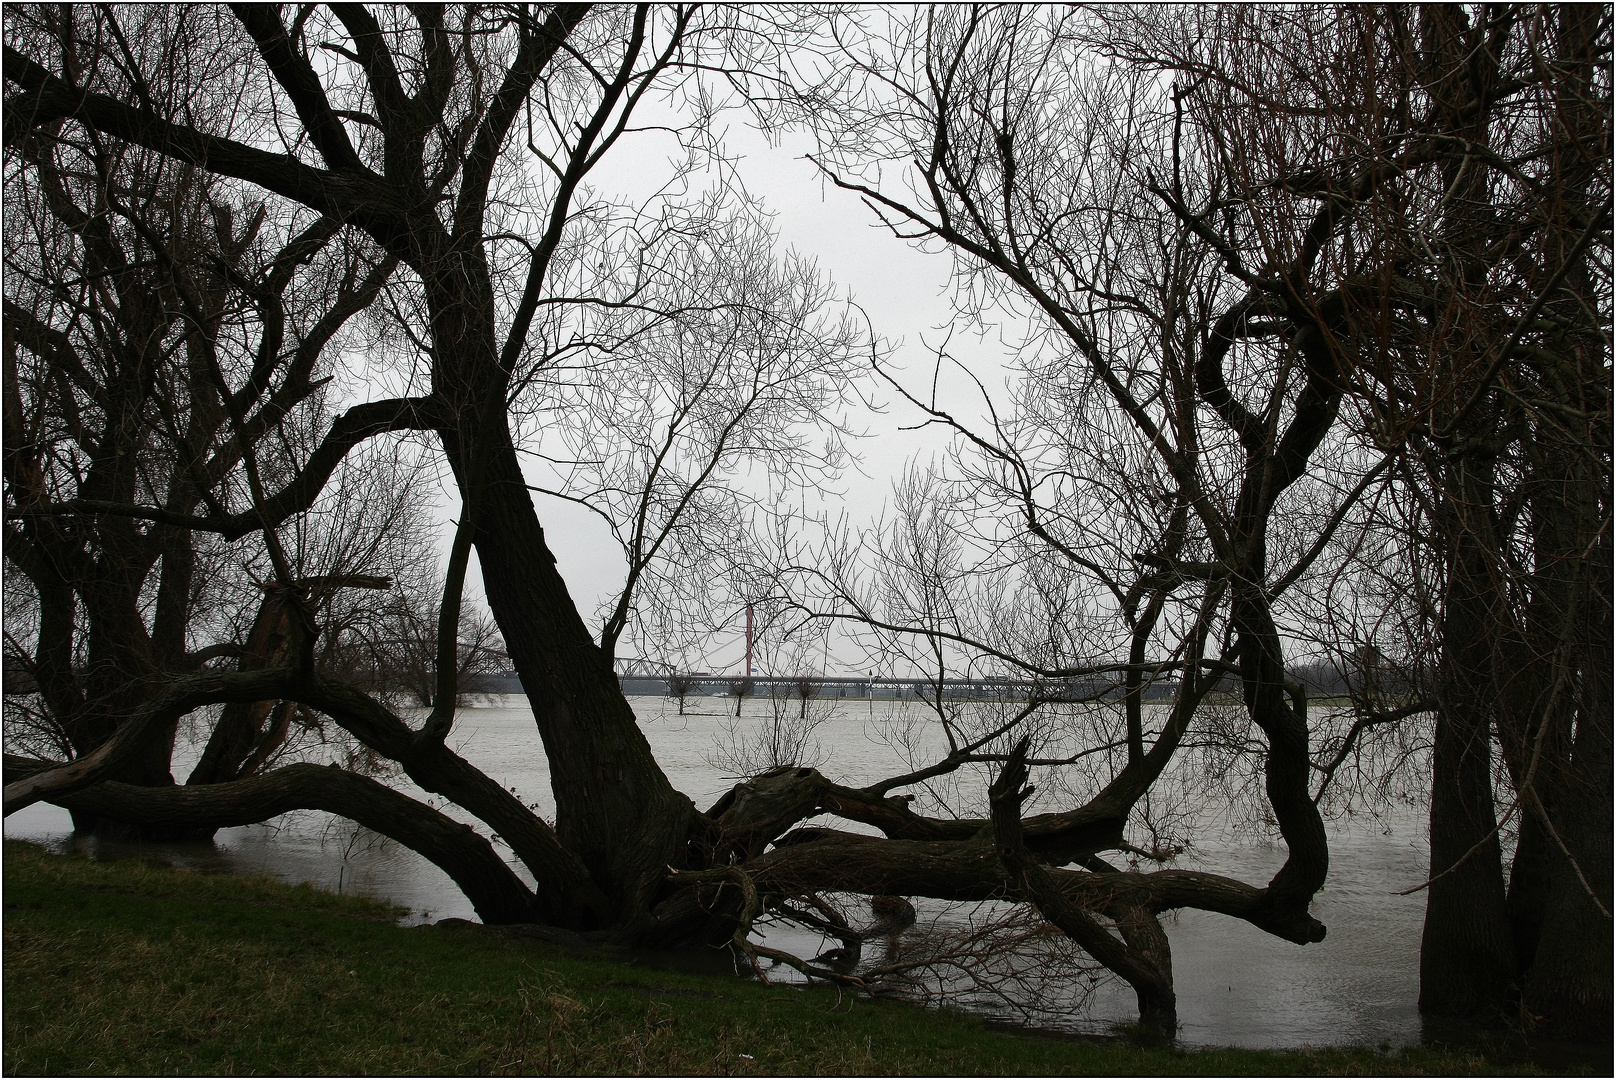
xmin=451 ymin=115 xmax=1012 ymax=677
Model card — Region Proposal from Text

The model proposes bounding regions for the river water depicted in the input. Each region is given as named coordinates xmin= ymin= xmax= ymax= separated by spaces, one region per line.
xmin=7 ymin=694 xmax=1435 ymax=1050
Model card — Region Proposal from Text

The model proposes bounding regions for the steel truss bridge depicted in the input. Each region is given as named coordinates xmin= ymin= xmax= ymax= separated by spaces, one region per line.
xmin=476 ymin=665 xmax=1177 ymax=702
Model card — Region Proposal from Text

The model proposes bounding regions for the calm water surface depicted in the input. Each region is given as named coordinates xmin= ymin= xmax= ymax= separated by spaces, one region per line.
xmin=7 ymin=696 xmax=1432 ymax=1050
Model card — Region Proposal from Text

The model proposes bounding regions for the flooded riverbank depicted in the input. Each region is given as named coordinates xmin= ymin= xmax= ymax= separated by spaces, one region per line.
xmin=0 ymin=695 xmax=1472 ymax=1051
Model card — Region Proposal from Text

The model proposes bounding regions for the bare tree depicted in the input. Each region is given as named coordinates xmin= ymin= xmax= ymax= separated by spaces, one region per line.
xmin=726 ymin=676 xmax=754 ymax=718
xmin=753 ymin=3 xmax=1449 ymax=1029
xmin=666 ymin=671 xmax=697 ymax=716
xmin=2 ymin=5 xmax=883 ymax=939
xmin=1395 ymin=8 xmax=1609 ymax=1036
xmin=331 ymin=583 xmax=508 ymax=710
xmin=2 ymin=6 xmax=397 ymax=835
xmin=792 ymin=674 xmax=816 ymax=720
xmin=5 ymin=5 xmax=1604 ymax=1042
xmin=775 ymin=4 xmax=1608 ymax=1037
xmin=0 ymin=7 xmax=1350 ymax=1033
xmin=1090 ymin=5 xmax=1611 ymax=1034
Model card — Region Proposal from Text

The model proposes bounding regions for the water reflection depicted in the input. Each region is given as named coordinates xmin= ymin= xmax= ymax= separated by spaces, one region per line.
xmin=6 ymin=695 xmax=1439 ymax=1050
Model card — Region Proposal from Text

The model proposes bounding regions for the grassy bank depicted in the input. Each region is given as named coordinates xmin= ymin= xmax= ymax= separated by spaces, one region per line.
xmin=1 ymin=840 xmax=1576 ymax=1076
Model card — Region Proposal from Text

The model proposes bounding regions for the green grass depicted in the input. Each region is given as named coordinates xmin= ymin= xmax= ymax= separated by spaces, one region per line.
xmin=1 ymin=839 xmax=1579 ymax=1076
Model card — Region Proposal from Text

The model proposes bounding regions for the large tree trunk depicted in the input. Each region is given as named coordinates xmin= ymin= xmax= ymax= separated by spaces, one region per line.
xmin=1420 ymin=487 xmax=1515 ymax=1020
xmin=1412 ymin=2 xmax=1516 ymax=1021
xmin=1506 ymin=811 xmax=1554 ymax=978
xmin=1421 ymin=700 xmax=1514 ymax=1020
xmin=1113 ymin=902 xmax=1177 ymax=1038
xmin=465 ymin=436 xmax=697 ymax=924
xmin=1521 ymin=695 xmax=1613 ymax=1038
xmin=1411 ymin=3 xmax=1609 ymax=1034
xmin=68 ymin=594 xmax=184 ymax=840
xmin=1515 ymin=5 xmax=1613 ymax=1039
xmin=1520 ymin=526 xmax=1613 ymax=1038
xmin=427 ymin=271 xmax=697 ymax=926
